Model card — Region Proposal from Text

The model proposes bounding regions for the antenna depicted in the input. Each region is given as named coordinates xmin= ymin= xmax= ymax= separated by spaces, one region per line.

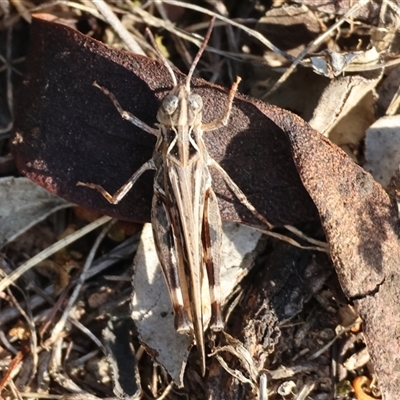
xmin=146 ymin=17 xmax=216 ymax=90
xmin=186 ymin=17 xmax=216 ymax=91
xmin=146 ymin=27 xmax=178 ymax=87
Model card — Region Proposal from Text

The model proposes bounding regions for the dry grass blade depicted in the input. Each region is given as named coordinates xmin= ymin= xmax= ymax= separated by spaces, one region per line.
xmin=91 ymin=0 xmax=145 ymax=55
xmin=3 ymin=281 xmax=38 ymax=387
xmin=246 ymin=224 xmax=328 ymax=253
xmin=0 ymin=234 xmax=139 ymax=326
xmin=154 ymin=0 xmax=293 ymax=61
xmin=43 ymin=219 xmax=116 ymax=347
xmin=0 ymin=215 xmax=112 ymax=293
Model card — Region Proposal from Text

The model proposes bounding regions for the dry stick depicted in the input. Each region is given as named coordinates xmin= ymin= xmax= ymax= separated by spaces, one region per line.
xmin=266 ymin=0 xmax=371 ymax=96
xmin=44 ymin=219 xmax=116 ymax=347
xmin=0 ymin=215 xmax=112 ymax=293
xmin=91 ymin=0 xmax=146 ymax=55
xmin=151 ymin=0 xmax=184 ymax=72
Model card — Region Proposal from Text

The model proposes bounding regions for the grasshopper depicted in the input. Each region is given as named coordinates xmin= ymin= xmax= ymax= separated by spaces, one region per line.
xmin=78 ymin=19 xmax=278 ymax=375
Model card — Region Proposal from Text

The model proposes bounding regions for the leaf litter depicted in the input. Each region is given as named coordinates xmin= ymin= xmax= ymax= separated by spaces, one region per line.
xmin=2 ymin=0 xmax=400 ymax=399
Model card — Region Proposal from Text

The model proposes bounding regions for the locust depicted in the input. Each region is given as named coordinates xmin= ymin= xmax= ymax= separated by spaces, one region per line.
xmin=78 ymin=19 xmax=280 ymax=375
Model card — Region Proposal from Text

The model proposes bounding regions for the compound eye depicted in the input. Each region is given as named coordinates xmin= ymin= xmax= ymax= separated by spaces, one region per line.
xmin=162 ymin=94 xmax=179 ymax=114
xmin=188 ymin=94 xmax=203 ymax=111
